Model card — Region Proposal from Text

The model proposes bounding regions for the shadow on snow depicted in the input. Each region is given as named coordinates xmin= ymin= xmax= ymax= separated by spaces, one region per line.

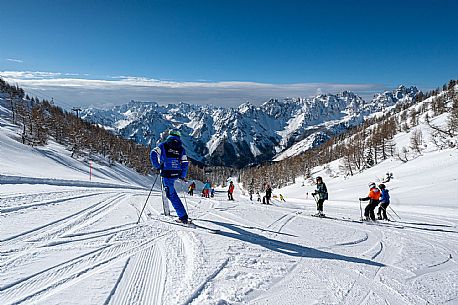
xmin=201 ymin=219 xmax=385 ymax=268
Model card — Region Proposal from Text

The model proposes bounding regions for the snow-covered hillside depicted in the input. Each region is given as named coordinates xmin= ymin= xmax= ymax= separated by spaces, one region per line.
xmin=1 ymin=91 xmax=457 ymax=305
xmin=81 ymin=86 xmax=418 ymax=167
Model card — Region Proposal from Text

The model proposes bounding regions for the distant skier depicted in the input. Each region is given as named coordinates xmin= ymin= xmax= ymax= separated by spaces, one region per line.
xmin=359 ymin=182 xmax=381 ymax=221
xmin=228 ymin=181 xmax=235 ymax=200
xmin=249 ymin=189 xmax=253 ymax=201
xmin=211 ymin=186 xmax=215 ymax=198
xmin=263 ymin=184 xmax=272 ymax=204
xmin=377 ymin=184 xmax=390 ymax=220
xmin=312 ymin=176 xmax=328 ymax=217
xmin=203 ymin=180 xmax=211 ymax=198
xmin=256 ymin=191 xmax=261 ymax=202
xmin=279 ymin=194 xmax=286 ymax=202
xmin=383 ymin=172 xmax=393 ymax=183
xmin=188 ymin=181 xmax=196 ymax=196
xmin=150 ymin=129 xmax=190 ymax=224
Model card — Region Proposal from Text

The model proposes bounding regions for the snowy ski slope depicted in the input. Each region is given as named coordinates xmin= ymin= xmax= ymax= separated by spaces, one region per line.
xmin=1 ymin=111 xmax=457 ymax=304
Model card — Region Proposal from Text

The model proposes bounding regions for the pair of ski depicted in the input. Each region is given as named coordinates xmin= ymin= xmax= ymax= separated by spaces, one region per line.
xmin=158 ymin=183 xmax=219 ymax=234
xmin=156 ymin=216 xmax=220 ymax=234
xmin=310 ymin=213 xmax=404 ymax=228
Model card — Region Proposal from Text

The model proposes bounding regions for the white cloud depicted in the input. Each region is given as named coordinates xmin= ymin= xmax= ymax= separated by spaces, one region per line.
xmin=0 ymin=70 xmax=60 ymax=79
xmin=0 ymin=70 xmax=386 ymax=109
xmin=5 ymin=58 xmax=24 ymax=63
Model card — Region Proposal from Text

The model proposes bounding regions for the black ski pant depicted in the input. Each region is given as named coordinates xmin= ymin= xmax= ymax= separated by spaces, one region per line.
xmin=364 ymin=200 xmax=379 ymax=220
xmin=188 ymin=189 xmax=193 ymax=196
xmin=377 ymin=202 xmax=389 ymax=219
xmin=316 ymin=199 xmax=325 ymax=212
xmin=228 ymin=192 xmax=234 ymax=200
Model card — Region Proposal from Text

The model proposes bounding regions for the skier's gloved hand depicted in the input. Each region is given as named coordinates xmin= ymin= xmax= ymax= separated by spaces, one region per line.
xmin=152 ymin=168 xmax=161 ymax=175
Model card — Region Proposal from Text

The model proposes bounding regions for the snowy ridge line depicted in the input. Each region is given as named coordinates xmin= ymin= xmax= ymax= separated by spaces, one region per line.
xmin=331 ymin=232 xmax=369 ymax=247
xmin=408 ymin=254 xmax=455 ymax=281
xmin=367 ymin=241 xmax=384 ymax=260
xmin=0 ymin=174 xmax=145 ymax=190
xmin=0 ymin=232 xmax=169 ymax=305
xmin=181 ymin=257 xmax=230 ymax=305
xmin=0 ymin=192 xmax=106 ymax=213
xmin=266 ymin=212 xmax=298 ymax=233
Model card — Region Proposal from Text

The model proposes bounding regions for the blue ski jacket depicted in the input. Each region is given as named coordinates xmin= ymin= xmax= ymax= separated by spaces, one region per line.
xmin=315 ymin=182 xmax=328 ymax=200
xmin=150 ymin=135 xmax=189 ymax=179
xmin=380 ymin=189 xmax=390 ymax=203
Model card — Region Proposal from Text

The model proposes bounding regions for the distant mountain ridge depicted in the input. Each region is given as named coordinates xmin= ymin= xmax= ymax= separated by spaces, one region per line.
xmin=81 ymin=85 xmax=418 ymax=167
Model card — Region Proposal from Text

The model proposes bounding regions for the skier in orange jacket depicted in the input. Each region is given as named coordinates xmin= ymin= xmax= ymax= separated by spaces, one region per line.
xmin=359 ymin=182 xmax=381 ymax=221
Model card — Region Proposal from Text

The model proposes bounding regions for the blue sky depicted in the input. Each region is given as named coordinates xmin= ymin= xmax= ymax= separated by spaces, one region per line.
xmin=1 ymin=0 xmax=457 ymax=108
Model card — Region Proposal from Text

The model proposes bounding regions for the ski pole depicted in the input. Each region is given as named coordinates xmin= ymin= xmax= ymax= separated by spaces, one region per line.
xmin=179 ymin=179 xmax=190 ymax=214
xmin=137 ymin=174 xmax=159 ymax=224
xmin=379 ymin=205 xmax=390 ymax=220
xmin=359 ymin=200 xmax=363 ymax=220
xmin=312 ymin=193 xmax=318 ymax=209
xmin=389 ymin=205 xmax=401 ymax=219
xmin=386 ymin=209 xmax=394 ymax=220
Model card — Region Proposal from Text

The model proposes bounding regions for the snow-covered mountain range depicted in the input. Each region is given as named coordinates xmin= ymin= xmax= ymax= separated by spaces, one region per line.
xmin=81 ymin=85 xmax=418 ymax=167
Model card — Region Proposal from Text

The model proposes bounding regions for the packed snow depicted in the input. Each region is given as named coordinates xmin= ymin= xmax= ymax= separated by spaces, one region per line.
xmin=1 ymin=110 xmax=458 ymax=304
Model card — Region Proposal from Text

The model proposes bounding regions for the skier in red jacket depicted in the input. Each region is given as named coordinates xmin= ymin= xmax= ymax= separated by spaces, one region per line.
xmin=228 ymin=181 xmax=235 ymax=200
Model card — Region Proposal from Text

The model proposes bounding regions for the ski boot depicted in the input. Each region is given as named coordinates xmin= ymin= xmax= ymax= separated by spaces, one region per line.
xmin=176 ymin=217 xmax=191 ymax=225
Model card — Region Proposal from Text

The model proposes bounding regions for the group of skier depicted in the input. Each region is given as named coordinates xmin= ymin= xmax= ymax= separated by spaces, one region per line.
xmin=359 ymin=182 xmax=391 ymax=221
xmin=149 ymin=129 xmax=393 ymax=225
xmin=201 ymin=180 xmax=215 ymax=198
xmin=187 ymin=181 xmax=196 ymax=196
xmin=311 ymin=176 xmax=391 ymax=221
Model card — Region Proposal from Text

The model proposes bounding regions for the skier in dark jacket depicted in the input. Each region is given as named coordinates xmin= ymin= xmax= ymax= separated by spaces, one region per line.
xmin=188 ymin=181 xmax=196 ymax=196
xmin=359 ymin=182 xmax=381 ymax=221
xmin=263 ymin=184 xmax=272 ymax=204
xmin=312 ymin=176 xmax=328 ymax=217
xmin=377 ymin=184 xmax=390 ymax=220
xmin=150 ymin=129 xmax=190 ymax=224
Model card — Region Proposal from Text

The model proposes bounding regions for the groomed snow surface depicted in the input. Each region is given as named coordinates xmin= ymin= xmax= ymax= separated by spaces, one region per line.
xmin=1 ymin=116 xmax=458 ymax=304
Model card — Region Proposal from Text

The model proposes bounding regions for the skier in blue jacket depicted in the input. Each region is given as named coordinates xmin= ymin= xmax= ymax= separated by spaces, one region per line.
xmin=150 ymin=130 xmax=190 ymax=224
xmin=377 ymin=184 xmax=390 ymax=220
